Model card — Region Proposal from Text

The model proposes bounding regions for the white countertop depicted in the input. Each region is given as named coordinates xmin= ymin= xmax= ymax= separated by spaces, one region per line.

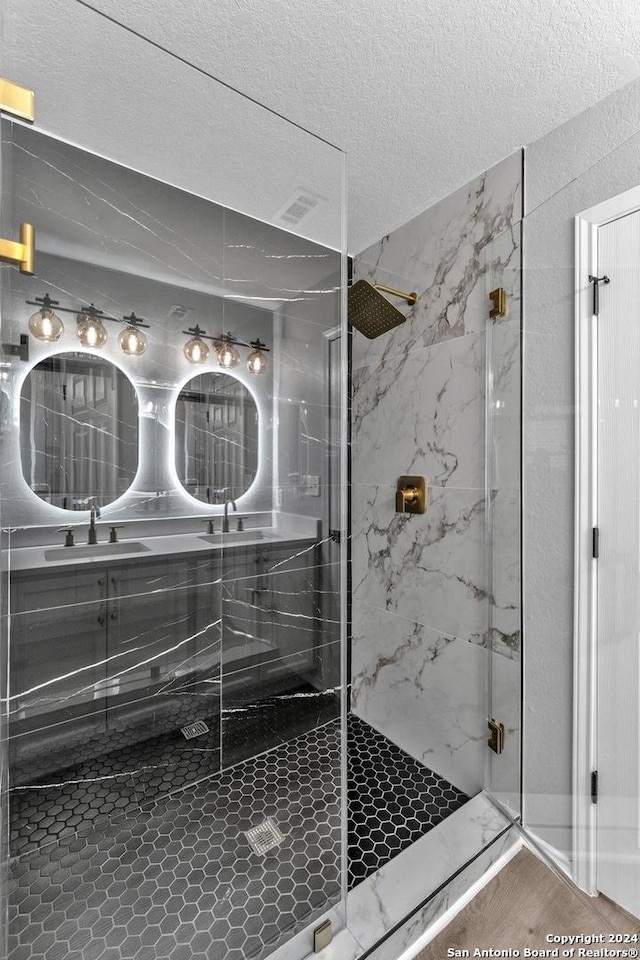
xmin=9 ymin=526 xmax=319 ymax=573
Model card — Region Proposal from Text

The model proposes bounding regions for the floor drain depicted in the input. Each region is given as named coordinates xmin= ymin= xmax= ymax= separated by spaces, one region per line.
xmin=180 ymin=720 xmax=210 ymax=740
xmin=244 ymin=818 xmax=285 ymax=855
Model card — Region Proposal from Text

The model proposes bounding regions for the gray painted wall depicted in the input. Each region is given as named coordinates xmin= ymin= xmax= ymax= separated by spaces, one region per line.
xmin=523 ymin=76 xmax=640 ymax=857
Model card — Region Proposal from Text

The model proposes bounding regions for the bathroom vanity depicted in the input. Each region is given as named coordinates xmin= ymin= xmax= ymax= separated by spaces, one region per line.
xmin=9 ymin=526 xmax=324 ymax=784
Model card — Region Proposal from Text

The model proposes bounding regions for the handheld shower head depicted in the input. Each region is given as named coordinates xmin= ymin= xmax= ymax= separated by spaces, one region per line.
xmin=348 ymin=280 xmax=417 ymax=339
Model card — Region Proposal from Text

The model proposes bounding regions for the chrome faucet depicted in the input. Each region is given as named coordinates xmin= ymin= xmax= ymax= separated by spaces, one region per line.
xmin=222 ymin=498 xmax=237 ymax=533
xmin=88 ymin=503 xmax=101 ymax=545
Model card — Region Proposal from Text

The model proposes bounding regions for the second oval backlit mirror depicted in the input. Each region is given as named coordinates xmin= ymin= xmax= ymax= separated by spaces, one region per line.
xmin=175 ymin=372 xmax=258 ymax=503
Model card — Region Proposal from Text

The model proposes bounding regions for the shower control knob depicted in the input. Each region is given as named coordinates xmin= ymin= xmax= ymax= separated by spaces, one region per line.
xmin=395 ymin=476 xmax=428 ymax=515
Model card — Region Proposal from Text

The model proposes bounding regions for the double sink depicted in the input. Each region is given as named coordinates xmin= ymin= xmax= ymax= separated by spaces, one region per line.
xmin=42 ymin=527 xmax=269 ymax=562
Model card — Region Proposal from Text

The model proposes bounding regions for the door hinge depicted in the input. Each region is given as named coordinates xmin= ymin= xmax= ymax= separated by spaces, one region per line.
xmin=489 ymin=287 xmax=508 ymax=319
xmin=488 ymin=718 xmax=505 ymax=755
xmin=592 ymin=527 xmax=599 ymax=559
xmin=591 ymin=769 xmax=598 ymax=804
xmin=588 ymin=274 xmax=610 ymax=317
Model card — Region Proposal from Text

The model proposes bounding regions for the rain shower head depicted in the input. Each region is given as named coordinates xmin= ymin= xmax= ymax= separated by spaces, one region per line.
xmin=348 ymin=280 xmax=418 ymax=339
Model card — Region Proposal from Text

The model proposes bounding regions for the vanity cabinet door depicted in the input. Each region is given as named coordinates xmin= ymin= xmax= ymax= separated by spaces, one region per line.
xmin=193 ymin=552 xmax=223 ymax=681
xmin=222 ymin=541 xmax=319 ymax=679
xmin=264 ymin=543 xmax=319 ymax=671
xmin=9 ymin=568 xmax=108 ymax=783
xmin=222 ymin=545 xmax=275 ymax=675
xmin=104 ymin=559 xmax=197 ymax=743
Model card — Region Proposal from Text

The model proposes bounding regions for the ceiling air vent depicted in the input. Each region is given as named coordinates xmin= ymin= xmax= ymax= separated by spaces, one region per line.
xmin=274 ymin=189 xmax=326 ymax=227
xmin=168 ymin=304 xmax=192 ymax=321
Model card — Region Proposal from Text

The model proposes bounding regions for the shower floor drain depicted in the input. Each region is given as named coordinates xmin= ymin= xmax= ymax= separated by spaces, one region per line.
xmin=244 ymin=818 xmax=285 ymax=856
xmin=180 ymin=720 xmax=210 ymax=740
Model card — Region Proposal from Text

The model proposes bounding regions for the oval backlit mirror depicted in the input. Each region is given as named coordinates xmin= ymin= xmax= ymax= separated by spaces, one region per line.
xmin=175 ymin=372 xmax=258 ymax=503
xmin=20 ymin=352 xmax=139 ymax=510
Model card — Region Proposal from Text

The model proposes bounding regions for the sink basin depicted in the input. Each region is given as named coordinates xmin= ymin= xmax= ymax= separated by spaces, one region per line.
xmin=198 ymin=530 xmax=266 ymax=546
xmin=44 ymin=541 xmax=151 ymax=561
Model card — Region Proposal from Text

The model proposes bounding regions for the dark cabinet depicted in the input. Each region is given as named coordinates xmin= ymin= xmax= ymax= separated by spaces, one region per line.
xmin=9 ymin=557 xmax=195 ymax=780
xmin=8 ymin=538 xmax=322 ymax=784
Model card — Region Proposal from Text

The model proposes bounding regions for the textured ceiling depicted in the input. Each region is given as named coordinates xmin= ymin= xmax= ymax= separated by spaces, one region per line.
xmin=12 ymin=0 xmax=640 ymax=253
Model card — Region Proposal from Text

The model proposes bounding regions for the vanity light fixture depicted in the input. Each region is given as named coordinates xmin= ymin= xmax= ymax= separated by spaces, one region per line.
xmin=118 ymin=312 xmax=149 ymax=356
xmin=76 ymin=304 xmax=108 ymax=349
xmin=27 ymin=294 xmax=64 ymax=342
xmin=246 ymin=339 xmax=269 ymax=375
xmin=216 ymin=332 xmax=241 ymax=370
xmin=183 ymin=325 xmax=211 ymax=364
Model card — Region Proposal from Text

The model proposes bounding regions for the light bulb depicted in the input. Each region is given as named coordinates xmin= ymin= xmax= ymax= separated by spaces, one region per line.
xmin=77 ymin=314 xmax=108 ymax=348
xmin=247 ymin=348 xmax=267 ymax=375
xmin=217 ymin=340 xmax=240 ymax=369
xmin=28 ymin=306 xmax=64 ymax=342
xmin=184 ymin=336 xmax=209 ymax=364
xmin=118 ymin=325 xmax=148 ymax=356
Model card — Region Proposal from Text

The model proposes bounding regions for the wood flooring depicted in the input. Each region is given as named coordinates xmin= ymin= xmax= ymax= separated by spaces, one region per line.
xmin=417 ymin=848 xmax=640 ymax=960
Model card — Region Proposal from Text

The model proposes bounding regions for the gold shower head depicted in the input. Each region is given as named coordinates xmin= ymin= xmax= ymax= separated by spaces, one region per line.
xmin=348 ymin=280 xmax=418 ymax=339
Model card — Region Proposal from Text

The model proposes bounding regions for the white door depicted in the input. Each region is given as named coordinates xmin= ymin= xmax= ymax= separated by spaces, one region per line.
xmin=596 ymin=208 xmax=640 ymax=917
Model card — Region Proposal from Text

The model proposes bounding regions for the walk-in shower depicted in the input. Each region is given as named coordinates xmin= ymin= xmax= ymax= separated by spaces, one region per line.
xmin=0 ymin=3 xmax=522 ymax=959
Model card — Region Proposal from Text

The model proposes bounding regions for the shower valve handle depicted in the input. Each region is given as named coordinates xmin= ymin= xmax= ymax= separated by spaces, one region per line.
xmin=396 ymin=486 xmax=418 ymax=512
xmin=395 ymin=476 xmax=428 ymax=515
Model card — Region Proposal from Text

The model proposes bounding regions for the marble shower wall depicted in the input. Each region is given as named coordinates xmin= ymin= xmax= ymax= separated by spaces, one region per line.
xmin=351 ymin=151 xmax=522 ymax=798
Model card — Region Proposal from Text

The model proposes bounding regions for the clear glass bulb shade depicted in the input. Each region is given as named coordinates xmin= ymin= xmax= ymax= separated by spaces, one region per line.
xmin=217 ymin=342 xmax=240 ymax=369
xmin=77 ymin=315 xmax=108 ymax=348
xmin=247 ymin=348 xmax=268 ymax=375
xmin=183 ymin=337 xmax=209 ymax=364
xmin=28 ymin=307 xmax=64 ymax=342
xmin=118 ymin=325 xmax=148 ymax=356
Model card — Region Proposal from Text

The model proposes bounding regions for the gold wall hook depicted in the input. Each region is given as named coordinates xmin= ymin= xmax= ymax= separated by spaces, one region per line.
xmin=0 ymin=223 xmax=35 ymax=275
xmin=395 ymin=475 xmax=428 ymax=515
xmin=374 ymin=283 xmax=418 ymax=306
xmin=0 ymin=78 xmax=35 ymax=122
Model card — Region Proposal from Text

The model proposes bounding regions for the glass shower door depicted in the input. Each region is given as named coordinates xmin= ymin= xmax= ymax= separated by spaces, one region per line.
xmin=485 ymin=222 xmax=523 ymax=822
xmin=0 ymin=4 xmax=347 ymax=959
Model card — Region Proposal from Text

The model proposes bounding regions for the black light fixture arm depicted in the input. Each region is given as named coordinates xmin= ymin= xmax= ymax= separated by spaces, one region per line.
xmin=26 ymin=295 xmax=148 ymax=328
xmin=122 ymin=311 xmax=150 ymax=329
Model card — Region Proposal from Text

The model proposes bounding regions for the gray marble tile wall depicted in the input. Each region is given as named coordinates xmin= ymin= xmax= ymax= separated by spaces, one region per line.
xmin=351 ymin=150 xmax=522 ymax=798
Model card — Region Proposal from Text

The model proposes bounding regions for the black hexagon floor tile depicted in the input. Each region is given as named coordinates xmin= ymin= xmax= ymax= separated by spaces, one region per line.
xmin=8 ymin=714 xmax=468 ymax=959
xmin=9 ymin=721 xmax=342 ymax=960
xmin=346 ymin=714 xmax=468 ymax=889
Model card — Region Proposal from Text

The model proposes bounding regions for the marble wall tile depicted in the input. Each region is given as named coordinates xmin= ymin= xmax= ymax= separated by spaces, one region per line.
xmin=489 ymin=487 xmax=521 ymax=660
xmin=351 ymin=602 xmax=487 ymax=795
xmin=352 ymin=151 xmax=522 ymax=369
xmin=352 ymin=482 xmax=487 ymax=645
xmin=352 ymin=333 xmax=485 ymax=490
xmin=351 ymin=150 xmax=522 ymax=834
